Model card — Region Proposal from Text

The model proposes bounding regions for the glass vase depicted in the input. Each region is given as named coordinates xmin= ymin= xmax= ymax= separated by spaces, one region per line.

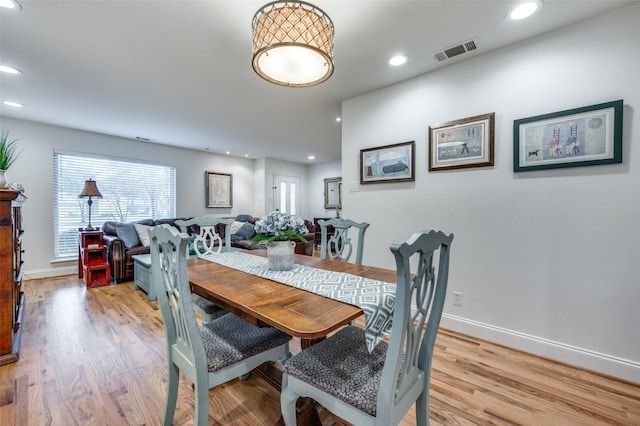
xmin=267 ymin=240 xmax=295 ymax=271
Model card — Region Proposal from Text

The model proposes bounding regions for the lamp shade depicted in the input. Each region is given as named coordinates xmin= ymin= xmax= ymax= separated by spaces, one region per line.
xmin=252 ymin=1 xmax=334 ymax=87
xmin=78 ymin=179 xmax=102 ymax=198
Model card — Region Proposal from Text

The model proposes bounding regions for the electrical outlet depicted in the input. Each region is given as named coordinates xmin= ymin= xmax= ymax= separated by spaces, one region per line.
xmin=453 ymin=291 xmax=463 ymax=306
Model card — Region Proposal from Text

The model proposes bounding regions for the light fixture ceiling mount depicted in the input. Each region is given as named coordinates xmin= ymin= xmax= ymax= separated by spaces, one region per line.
xmin=509 ymin=0 xmax=542 ymax=21
xmin=252 ymin=1 xmax=334 ymax=87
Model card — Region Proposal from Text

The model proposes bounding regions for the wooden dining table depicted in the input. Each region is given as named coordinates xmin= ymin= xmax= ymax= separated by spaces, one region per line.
xmin=187 ymin=251 xmax=397 ymax=424
xmin=188 ymin=251 xmax=396 ymax=348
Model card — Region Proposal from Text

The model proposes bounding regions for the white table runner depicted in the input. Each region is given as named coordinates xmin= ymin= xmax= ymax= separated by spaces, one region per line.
xmin=200 ymin=251 xmax=395 ymax=351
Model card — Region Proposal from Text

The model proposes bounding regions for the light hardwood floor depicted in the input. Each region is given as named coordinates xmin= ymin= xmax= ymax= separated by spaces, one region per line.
xmin=1 ymin=275 xmax=638 ymax=425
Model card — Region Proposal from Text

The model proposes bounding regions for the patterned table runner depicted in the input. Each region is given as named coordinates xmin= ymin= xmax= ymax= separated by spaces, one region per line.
xmin=200 ymin=251 xmax=395 ymax=352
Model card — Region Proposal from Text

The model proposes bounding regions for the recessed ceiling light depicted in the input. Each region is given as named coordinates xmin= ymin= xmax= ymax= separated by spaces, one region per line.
xmin=335 ymin=117 xmax=341 ymax=122
xmin=0 ymin=65 xmax=22 ymax=74
xmin=244 ymin=154 xmax=249 ymax=158
xmin=0 ymin=0 xmax=20 ymax=9
xmin=509 ymin=1 xmax=541 ymax=21
xmin=388 ymin=54 xmax=408 ymax=66
xmin=308 ymin=155 xmax=315 ymax=160
xmin=226 ymin=151 xmax=230 ymax=155
xmin=3 ymin=101 xmax=24 ymax=107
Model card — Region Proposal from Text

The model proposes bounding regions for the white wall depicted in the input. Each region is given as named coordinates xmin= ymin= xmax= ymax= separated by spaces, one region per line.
xmin=341 ymin=3 xmax=640 ymax=382
xmin=0 ymin=117 xmax=256 ymax=278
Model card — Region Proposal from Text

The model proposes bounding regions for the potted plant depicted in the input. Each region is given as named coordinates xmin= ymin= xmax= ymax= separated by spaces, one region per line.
xmin=252 ymin=211 xmax=308 ymax=271
xmin=0 ymin=129 xmax=21 ymax=188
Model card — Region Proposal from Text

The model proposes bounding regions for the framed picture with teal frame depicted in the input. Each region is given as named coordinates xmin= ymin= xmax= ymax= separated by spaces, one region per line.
xmin=514 ymin=99 xmax=623 ymax=172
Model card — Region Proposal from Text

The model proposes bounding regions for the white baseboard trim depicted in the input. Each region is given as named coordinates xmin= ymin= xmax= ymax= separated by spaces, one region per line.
xmin=441 ymin=314 xmax=640 ymax=384
xmin=23 ymin=266 xmax=77 ymax=280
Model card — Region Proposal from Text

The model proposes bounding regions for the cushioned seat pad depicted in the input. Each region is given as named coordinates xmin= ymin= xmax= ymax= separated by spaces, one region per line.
xmin=201 ymin=313 xmax=291 ymax=372
xmin=283 ymin=325 xmax=388 ymax=416
xmin=191 ymin=293 xmax=223 ymax=315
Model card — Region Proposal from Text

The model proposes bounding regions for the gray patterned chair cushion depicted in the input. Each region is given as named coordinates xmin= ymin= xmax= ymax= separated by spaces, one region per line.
xmin=283 ymin=325 xmax=388 ymax=416
xmin=201 ymin=313 xmax=292 ymax=372
xmin=191 ymin=293 xmax=224 ymax=315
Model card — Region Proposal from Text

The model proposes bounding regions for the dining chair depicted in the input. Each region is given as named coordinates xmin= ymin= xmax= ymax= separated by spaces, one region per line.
xmin=175 ymin=217 xmax=234 ymax=323
xmin=149 ymin=225 xmax=292 ymax=426
xmin=318 ymin=218 xmax=370 ymax=265
xmin=280 ymin=229 xmax=454 ymax=426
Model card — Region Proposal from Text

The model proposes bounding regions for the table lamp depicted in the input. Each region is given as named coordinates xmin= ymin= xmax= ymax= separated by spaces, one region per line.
xmin=78 ymin=179 xmax=102 ymax=231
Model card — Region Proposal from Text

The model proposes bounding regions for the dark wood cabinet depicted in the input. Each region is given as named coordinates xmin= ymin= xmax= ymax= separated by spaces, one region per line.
xmin=0 ymin=189 xmax=26 ymax=366
xmin=78 ymin=230 xmax=111 ymax=287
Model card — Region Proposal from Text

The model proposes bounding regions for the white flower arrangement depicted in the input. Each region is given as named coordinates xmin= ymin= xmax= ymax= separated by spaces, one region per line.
xmin=252 ymin=211 xmax=309 ymax=244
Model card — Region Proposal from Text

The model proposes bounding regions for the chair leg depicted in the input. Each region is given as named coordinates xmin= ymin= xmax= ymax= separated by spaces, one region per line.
xmin=193 ymin=378 xmax=210 ymax=426
xmin=280 ymin=375 xmax=298 ymax=426
xmin=416 ymin=391 xmax=429 ymax=426
xmin=163 ymin=362 xmax=180 ymax=426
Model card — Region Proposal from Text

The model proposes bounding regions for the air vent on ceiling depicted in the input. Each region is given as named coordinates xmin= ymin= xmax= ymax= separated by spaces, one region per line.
xmin=135 ymin=136 xmax=151 ymax=142
xmin=433 ymin=38 xmax=479 ymax=63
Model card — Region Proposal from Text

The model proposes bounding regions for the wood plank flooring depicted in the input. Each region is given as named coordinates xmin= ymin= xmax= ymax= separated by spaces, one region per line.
xmin=1 ymin=275 xmax=638 ymax=425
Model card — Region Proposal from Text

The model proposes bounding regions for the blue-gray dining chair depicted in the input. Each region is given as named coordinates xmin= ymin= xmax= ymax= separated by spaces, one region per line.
xmin=175 ymin=216 xmax=234 ymax=323
xmin=280 ymin=229 xmax=453 ymax=426
xmin=318 ymin=217 xmax=370 ymax=265
xmin=149 ymin=224 xmax=291 ymax=426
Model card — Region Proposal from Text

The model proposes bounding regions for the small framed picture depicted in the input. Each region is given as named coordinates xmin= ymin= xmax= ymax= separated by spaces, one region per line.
xmin=206 ymin=171 xmax=232 ymax=208
xmin=360 ymin=141 xmax=415 ymax=184
xmin=514 ymin=100 xmax=623 ymax=172
xmin=429 ymin=112 xmax=495 ymax=172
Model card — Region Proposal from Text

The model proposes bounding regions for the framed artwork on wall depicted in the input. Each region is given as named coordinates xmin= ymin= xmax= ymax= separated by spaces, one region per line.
xmin=428 ymin=112 xmax=495 ymax=172
xmin=360 ymin=141 xmax=415 ymax=184
xmin=514 ymin=99 xmax=623 ymax=172
xmin=206 ymin=171 xmax=232 ymax=208
xmin=324 ymin=176 xmax=342 ymax=209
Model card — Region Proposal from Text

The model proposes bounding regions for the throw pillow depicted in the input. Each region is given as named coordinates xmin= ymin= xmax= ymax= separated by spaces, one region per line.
xmin=135 ymin=223 xmax=153 ymax=247
xmin=234 ymin=222 xmax=256 ymax=241
xmin=236 ymin=214 xmax=252 ymax=222
xmin=116 ymin=222 xmax=140 ymax=249
xmin=229 ymin=220 xmax=245 ymax=235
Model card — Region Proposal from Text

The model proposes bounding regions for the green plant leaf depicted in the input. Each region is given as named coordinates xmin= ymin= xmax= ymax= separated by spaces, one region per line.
xmin=0 ymin=129 xmax=22 ymax=170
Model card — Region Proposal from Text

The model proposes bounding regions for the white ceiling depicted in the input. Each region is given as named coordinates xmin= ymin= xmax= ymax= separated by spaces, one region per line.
xmin=0 ymin=0 xmax=633 ymax=163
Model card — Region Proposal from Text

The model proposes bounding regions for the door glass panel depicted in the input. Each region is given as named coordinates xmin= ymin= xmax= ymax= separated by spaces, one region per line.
xmin=280 ymin=181 xmax=287 ymax=212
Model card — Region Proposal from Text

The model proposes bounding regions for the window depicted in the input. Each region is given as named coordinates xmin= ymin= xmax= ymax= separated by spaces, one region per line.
xmin=53 ymin=152 xmax=175 ymax=258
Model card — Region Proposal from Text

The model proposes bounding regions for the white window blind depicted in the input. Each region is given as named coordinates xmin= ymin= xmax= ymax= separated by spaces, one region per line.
xmin=53 ymin=152 xmax=176 ymax=258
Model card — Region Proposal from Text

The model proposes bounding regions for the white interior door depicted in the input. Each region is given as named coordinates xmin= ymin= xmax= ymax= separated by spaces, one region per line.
xmin=273 ymin=174 xmax=301 ymax=215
